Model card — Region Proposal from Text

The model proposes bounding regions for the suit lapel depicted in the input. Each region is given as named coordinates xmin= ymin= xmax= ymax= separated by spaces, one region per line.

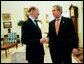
xmin=52 ymin=19 xmax=62 ymax=36
xmin=58 ymin=16 xmax=65 ymax=35
xmin=53 ymin=16 xmax=65 ymax=36
xmin=28 ymin=18 xmax=42 ymax=34
xmin=52 ymin=19 xmax=61 ymax=36
xmin=51 ymin=20 xmax=56 ymax=35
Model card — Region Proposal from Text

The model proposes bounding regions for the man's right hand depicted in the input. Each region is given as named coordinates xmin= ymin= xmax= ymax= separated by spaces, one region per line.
xmin=40 ymin=38 xmax=46 ymax=44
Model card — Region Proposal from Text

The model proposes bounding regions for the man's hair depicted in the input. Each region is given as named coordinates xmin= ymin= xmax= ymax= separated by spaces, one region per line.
xmin=28 ymin=6 xmax=37 ymax=13
xmin=53 ymin=5 xmax=62 ymax=14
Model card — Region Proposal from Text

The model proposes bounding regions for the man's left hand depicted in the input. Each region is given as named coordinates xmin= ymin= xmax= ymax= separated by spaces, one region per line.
xmin=72 ymin=48 xmax=79 ymax=56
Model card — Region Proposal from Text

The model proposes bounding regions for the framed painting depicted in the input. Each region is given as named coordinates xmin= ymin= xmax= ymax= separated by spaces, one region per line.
xmin=24 ymin=8 xmax=29 ymax=20
xmin=3 ymin=22 xmax=12 ymax=28
xmin=2 ymin=13 xmax=11 ymax=20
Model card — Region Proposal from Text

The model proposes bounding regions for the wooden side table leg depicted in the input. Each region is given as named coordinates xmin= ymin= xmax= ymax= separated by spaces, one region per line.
xmin=16 ymin=43 xmax=18 ymax=49
xmin=5 ymin=50 xmax=7 ymax=58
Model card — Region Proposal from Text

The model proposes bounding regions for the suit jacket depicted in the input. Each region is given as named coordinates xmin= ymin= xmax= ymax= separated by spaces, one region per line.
xmin=21 ymin=18 xmax=44 ymax=60
xmin=49 ymin=16 xmax=78 ymax=52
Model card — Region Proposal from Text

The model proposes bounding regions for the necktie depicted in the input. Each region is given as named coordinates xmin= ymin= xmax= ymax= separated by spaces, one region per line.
xmin=55 ymin=19 xmax=60 ymax=35
xmin=34 ymin=20 xmax=39 ymax=28
xmin=34 ymin=20 xmax=41 ymax=33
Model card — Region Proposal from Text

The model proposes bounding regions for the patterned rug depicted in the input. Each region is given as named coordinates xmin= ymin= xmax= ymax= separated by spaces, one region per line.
xmin=1 ymin=43 xmax=83 ymax=63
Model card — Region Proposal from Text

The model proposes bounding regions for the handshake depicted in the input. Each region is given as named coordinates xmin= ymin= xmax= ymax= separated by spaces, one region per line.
xmin=40 ymin=37 xmax=48 ymax=44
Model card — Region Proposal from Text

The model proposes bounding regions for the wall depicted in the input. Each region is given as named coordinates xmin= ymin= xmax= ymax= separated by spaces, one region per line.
xmin=1 ymin=1 xmax=83 ymax=47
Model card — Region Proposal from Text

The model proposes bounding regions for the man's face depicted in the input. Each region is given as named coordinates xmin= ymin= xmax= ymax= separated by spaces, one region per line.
xmin=52 ymin=7 xmax=61 ymax=18
xmin=33 ymin=8 xmax=40 ymax=19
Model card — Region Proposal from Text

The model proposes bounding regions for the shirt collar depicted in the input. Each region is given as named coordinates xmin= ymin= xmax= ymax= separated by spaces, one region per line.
xmin=56 ymin=15 xmax=62 ymax=22
xmin=29 ymin=15 xmax=35 ymax=21
xmin=29 ymin=15 xmax=36 ymax=21
xmin=59 ymin=15 xmax=62 ymax=21
xmin=29 ymin=15 xmax=36 ymax=24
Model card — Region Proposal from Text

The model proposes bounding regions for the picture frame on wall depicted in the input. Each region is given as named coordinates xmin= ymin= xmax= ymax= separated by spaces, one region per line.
xmin=3 ymin=22 xmax=12 ymax=28
xmin=24 ymin=8 xmax=29 ymax=20
xmin=2 ymin=13 xmax=11 ymax=21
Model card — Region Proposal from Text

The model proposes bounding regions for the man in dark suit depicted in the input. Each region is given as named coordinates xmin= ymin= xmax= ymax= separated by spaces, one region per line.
xmin=49 ymin=5 xmax=79 ymax=63
xmin=21 ymin=7 xmax=46 ymax=63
